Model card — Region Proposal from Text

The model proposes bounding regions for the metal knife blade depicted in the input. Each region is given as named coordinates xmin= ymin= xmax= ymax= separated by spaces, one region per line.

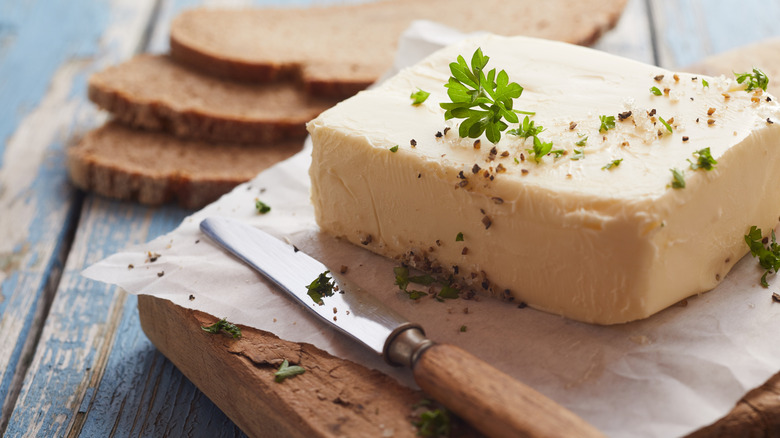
xmin=199 ymin=216 xmax=419 ymax=361
xmin=199 ymin=216 xmax=604 ymax=438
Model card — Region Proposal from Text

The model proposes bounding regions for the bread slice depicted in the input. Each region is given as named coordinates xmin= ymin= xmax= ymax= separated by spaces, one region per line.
xmin=88 ymin=55 xmax=337 ymax=144
xmin=170 ymin=0 xmax=627 ymax=98
xmin=68 ymin=121 xmax=302 ymax=209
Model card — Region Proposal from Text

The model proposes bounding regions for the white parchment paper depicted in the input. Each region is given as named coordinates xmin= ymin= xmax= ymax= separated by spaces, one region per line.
xmin=84 ymin=22 xmax=780 ymax=438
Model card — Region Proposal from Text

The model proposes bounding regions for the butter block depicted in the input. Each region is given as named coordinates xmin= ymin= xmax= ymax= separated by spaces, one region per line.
xmin=307 ymin=34 xmax=780 ymax=324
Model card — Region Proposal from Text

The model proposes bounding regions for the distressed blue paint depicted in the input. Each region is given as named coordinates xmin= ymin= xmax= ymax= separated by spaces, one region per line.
xmin=5 ymin=197 xmax=190 ymax=436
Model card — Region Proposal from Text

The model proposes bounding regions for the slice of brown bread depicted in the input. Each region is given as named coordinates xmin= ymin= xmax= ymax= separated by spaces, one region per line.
xmin=88 ymin=54 xmax=337 ymax=144
xmin=68 ymin=121 xmax=302 ymax=209
xmin=170 ymin=0 xmax=627 ymax=98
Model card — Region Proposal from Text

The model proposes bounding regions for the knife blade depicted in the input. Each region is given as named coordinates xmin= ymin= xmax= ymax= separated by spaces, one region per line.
xmin=200 ymin=216 xmax=604 ymax=438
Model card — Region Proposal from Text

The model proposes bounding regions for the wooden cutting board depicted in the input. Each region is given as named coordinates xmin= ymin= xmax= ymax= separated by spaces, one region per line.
xmin=137 ymin=40 xmax=780 ymax=437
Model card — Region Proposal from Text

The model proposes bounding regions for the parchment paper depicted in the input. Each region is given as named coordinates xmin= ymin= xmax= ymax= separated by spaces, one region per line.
xmin=84 ymin=22 xmax=780 ymax=438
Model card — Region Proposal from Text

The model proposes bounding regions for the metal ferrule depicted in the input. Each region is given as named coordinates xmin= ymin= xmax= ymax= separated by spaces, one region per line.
xmin=383 ymin=323 xmax=435 ymax=368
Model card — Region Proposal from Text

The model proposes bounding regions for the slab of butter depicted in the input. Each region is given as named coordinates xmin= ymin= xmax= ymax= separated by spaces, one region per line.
xmin=307 ymin=34 xmax=780 ymax=324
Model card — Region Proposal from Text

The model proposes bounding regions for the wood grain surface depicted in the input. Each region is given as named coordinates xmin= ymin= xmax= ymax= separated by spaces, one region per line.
xmin=1 ymin=0 xmax=780 ymax=437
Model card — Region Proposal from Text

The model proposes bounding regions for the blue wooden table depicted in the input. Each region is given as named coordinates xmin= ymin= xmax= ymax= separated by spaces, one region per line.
xmin=1 ymin=0 xmax=779 ymax=436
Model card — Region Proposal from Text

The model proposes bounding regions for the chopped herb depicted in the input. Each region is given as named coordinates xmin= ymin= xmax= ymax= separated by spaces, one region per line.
xmin=670 ymin=168 xmax=686 ymax=189
xmin=688 ymin=147 xmax=718 ymax=171
xmin=393 ymin=266 xmax=429 ymax=299
xmin=574 ymin=135 xmax=588 ymax=147
xmin=274 ymin=359 xmax=305 ymax=383
xmin=599 ymin=115 xmax=616 ymax=133
xmin=528 ymin=135 xmax=554 ymax=163
xmin=602 ymin=158 xmax=623 ymax=170
xmin=658 ymin=116 xmax=673 ymax=133
xmin=734 ymin=68 xmax=769 ymax=92
xmin=702 ymin=79 xmax=709 ymax=88
xmin=307 ymin=271 xmax=335 ymax=304
xmin=514 ymin=157 xmax=520 ymax=164
xmin=440 ymin=48 xmax=524 ymax=144
xmin=410 ymin=88 xmax=430 ymax=105
xmin=459 ymin=325 xmax=467 ymax=332
xmin=455 ymin=232 xmax=464 ymax=241
xmin=255 ymin=200 xmax=271 ymax=214
xmin=508 ymin=115 xmax=544 ymax=138
xmin=414 ymin=407 xmax=451 ymax=437
xmin=389 ymin=145 xmax=399 ymax=153
xmin=437 ymin=284 xmax=460 ymax=300
xmin=650 ymin=86 xmax=662 ymax=96
xmin=745 ymin=225 xmax=780 ymax=287
xmin=201 ymin=318 xmax=242 ymax=339
xmin=571 ymin=148 xmax=585 ymax=160
xmin=550 ymin=149 xmax=566 ymax=158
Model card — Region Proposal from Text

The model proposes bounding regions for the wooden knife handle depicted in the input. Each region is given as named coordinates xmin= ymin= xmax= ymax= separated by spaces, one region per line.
xmin=413 ymin=343 xmax=604 ymax=438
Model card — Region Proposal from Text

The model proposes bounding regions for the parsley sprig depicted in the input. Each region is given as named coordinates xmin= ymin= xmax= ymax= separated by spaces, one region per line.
xmin=440 ymin=48 xmax=524 ymax=144
xmin=599 ymin=115 xmax=616 ymax=132
xmin=201 ymin=318 xmax=242 ymax=339
xmin=734 ymin=68 xmax=769 ymax=92
xmin=745 ymin=225 xmax=780 ymax=287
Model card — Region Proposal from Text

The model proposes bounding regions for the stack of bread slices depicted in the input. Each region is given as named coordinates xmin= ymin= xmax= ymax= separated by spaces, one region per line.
xmin=68 ymin=0 xmax=627 ymax=209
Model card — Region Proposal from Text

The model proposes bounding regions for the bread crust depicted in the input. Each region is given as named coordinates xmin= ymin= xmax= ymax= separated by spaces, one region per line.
xmin=67 ymin=122 xmax=302 ymax=209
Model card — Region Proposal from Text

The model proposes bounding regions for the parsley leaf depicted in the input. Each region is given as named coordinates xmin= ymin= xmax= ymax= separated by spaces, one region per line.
xmin=201 ymin=318 xmax=242 ymax=339
xmin=734 ymin=68 xmax=769 ymax=92
xmin=670 ymin=168 xmax=686 ymax=189
xmin=508 ymin=115 xmax=544 ymax=138
xmin=440 ymin=48 xmax=524 ymax=144
xmin=745 ymin=225 xmax=780 ymax=287
xmin=437 ymin=284 xmax=460 ymax=300
xmin=274 ymin=359 xmax=305 ymax=383
xmin=455 ymin=232 xmax=464 ymax=241
xmin=307 ymin=271 xmax=335 ymax=305
xmin=528 ymin=135 xmax=553 ymax=163
xmin=688 ymin=147 xmax=718 ymax=171
xmin=255 ymin=200 xmax=271 ymax=214
xmin=599 ymin=115 xmax=616 ymax=133
xmin=702 ymin=78 xmax=709 ymax=88
xmin=650 ymin=86 xmax=662 ymax=96
xmin=602 ymin=158 xmax=623 ymax=170
xmin=410 ymin=88 xmax=430 ymax=105
xmin=393 ymin=266 xmax=429 ymax=300
xmin=389 ymin=145 xmax=399 ymax=153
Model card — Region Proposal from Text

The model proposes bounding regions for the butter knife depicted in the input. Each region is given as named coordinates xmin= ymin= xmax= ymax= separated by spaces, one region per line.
xmin=200 ymin=216 xmax=603 ymax=438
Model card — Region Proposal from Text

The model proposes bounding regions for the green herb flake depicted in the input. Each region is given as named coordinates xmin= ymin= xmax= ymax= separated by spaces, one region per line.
xmin=437 ymin=284 xmax=460 ymax=300
xmin=307 ymin=270 xmax=335 ymax=305
xmin=410 ymin=88 xmax=431 ymax=105
xmin=688 ymin=147 xmax=718 ymax=171
xmin=455 ymin=232 xmax=464 ymax=242
xmin=702 ymin=79 xmax=709 ymax=88
xmin=514 ymin=157 xmax=520 ymax=164
xmin=255 ymin=200 xmax=271 ymax=214
xmin=670 ymin=168 xmax=686 ymax=189
xmin=571 ymin=148 xmax=585 ymax=161
xmin=650 ymin=86 xmax=663 ymax=96
xmin=460 ymin=325 xmax=467 ymax=332
xmin=274 ymin=359 xmax=305 ymax=383
xmin=734 ymin=68 xmax=769 ymax=92
xmin=201 ymin=318 xmax=242 ymax=339
xmin=550 ymin=149 xmax=566 ymax=158
xmin=440 ymin=48 xmax=525 ymax=144
xmin=599 ymin=115 xmax=616 ymax=133
xmin=389 ymin=145 xmax=399 ymax=153
xmin=414 ymin=407 xmax=451 ymax=437
xmin=745 ymin=225 xmax=780 ymax=287
xmin=574 ymin=135 xmax=588 ymax=147
xmin=528 ymin=135 xmax=553 ymax=163
xmin=394 ymin=266 xmax=429 ymax=300
xmin=602 ymin=158 xmax=623 ymax=170
xmin=658 ymin=116 xmax=673 ymax=133
xmin=508 ymin=115 xmax=544 ymax=139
